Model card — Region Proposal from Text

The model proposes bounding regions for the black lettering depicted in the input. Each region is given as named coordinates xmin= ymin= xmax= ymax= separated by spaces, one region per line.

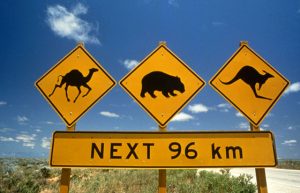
xmin=111 ymin=143 xmax=122 ymax=159
xmin=226 ymin=146 xmax=243 ymax=159
xmin=185 ymin=142 xmax=198 ymax=159
xmin=126 ymin=143 xmax=139 ymax=159
xmin=91 ymin=143 xmax=104 ymax=159
xmin=211 ymin=143 xmax=222 ymax=159
xmin=143 ymin=143 xmax=154 ymax=159
xmin=169 ymin=142 xmax=181 ymax=159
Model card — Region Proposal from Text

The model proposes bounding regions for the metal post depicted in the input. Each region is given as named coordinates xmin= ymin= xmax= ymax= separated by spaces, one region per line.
xmin=60 ymin=168 xmax=71 ymax=193
xmin=250 ymin=123 xmax=268 ymax=193
xmin=158 ymin=125 xmax=167 ymax=193
xmin=59 ymin=124 xmax=76 ymax=193
xmin=159 ymin=169 xmax=167 ymax=193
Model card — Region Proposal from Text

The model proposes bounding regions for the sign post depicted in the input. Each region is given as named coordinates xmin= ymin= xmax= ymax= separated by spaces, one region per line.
xmin=60 ymin=168 xmax=71 ymax=193
xmin=158 ymin=125 xmax=167 ymax=193
xmin=120 ymin=41 xmax=205 ymax=192
xmin=250 ymin=123 xmax=268 ymax=193
xmin=59 ymin=124 xmax=75 ymax=193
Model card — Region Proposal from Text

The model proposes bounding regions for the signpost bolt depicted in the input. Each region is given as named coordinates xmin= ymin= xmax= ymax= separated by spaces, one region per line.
xmin=240 ymin=41 xmax=248 ymax=46
xmin=78 ymin=42 xmax=84 ymax=47
xmin=159 ymin=41 xmax=167 ymax=46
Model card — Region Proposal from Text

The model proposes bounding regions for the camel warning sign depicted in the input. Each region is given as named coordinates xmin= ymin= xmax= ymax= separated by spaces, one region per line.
xmin=120 ymin=42 xmax=205 ymax=126
xmin=210 ymin=42 xmax=289 ymax=126
xmin=35 ymin=43 xmax=116 ymax=126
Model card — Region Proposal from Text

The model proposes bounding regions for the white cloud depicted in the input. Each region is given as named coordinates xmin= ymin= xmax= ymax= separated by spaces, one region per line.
xmin=41 ymin=137 xmax=51 ymax=149
xmin=235 ymin=112 xmax=243 ymax=117
xmin=72 ymin=3 xmax=87 ymax=15
xmin=46 ymin=121 xmax=54 ymax=125
xmin=188 ymin=103 xmax=209 ymax=113
xmin=237 ymin=122 xmax=249 ymax=130
xmin=217 ymin=103 xmax=230 ymax=108
xmin=171 ymin=112 xmax=194 ymax=122
xmin=17 ymin=116 xmax=29 ymax=125
xmin=0 ymin=101 xmax=7 ymax=106
xmin=287 ymin=126 xmax=295 ymax=130
xmin=99 ymin=111 xmax=120 ymax=118
xmin=46 ymin=3 xmax=100 ymax=44
xmin=216 ymin=103 xmax=232 ymax=112
xmin=23 ymin=143 xmax=35 ymax=148
xmin=16 ymin=134 xmax=36 ymax=149
xmin=284 ymin=82 xmax=300 ymax=95
xmin=282 ymin=139 xmax=297 ymax=146
xmin=17 ymin=116 xmax=29 ymax=122
xmin=122 ymin=59 xmax=139 ymax=70
xmin=262 ymin=124 xmax=270 ymax=128
xmin=0 ymin=136 xmax=17 ymax=142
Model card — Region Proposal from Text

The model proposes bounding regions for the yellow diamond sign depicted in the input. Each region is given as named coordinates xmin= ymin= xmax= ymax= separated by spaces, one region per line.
xmin=210 ymin=42 xmax=289 ymax=126
xmin=120 ymin=43 xmax=205 ymax=126
xmin=35 ymin=44 xmax=116 ymax=126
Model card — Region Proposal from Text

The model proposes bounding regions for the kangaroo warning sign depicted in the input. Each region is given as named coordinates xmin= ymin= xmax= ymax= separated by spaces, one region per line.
xmin=210 ymin=42 xmax=289 ymax=126
xmin=120 ymin=42 xmax=205 ymax=126
xmin=35 ymin=43 xmax=116 ymax=126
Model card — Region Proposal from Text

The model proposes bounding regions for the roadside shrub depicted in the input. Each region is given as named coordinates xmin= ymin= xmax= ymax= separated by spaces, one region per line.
xmin=1 ymin=158 xmax=257 ymax=193
xmin=0 ymin=158 xmax=50 ymax=193
xmin=168 ymin=169 xmax=256 ymax=193
xmin=40 ymin=167 xmax=51 ymax=178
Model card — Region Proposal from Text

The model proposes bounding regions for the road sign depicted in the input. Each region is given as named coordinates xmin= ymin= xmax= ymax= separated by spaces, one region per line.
xmin=50 ymin=131 xmax=277 ymax=168
xmin=120 ymin=43 xmax=205 ymax=126
xmin=210 ymin=42 xmax=289 ymax=126
xmin=35 ymin=44 xmax=116 ymax=126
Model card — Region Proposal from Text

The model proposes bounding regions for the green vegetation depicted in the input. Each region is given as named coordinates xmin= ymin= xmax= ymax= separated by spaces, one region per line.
xmin=277 ymin=160 xmax=300 ymax=170
xmin=0 ymin=158 xmax=257 ymax=193
xmin=0 ymin=158 xmax=51 ymax=193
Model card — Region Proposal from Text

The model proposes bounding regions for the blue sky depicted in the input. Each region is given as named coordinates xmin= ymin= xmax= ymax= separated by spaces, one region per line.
xmin=0 ymin=0 xmax=299 ymax=159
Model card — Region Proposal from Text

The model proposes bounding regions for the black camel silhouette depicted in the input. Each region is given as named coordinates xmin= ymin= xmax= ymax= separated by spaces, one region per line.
xmin=219 ymin=66 xmax=274 ymax=100
xmin=49 ymin=68 xmax=98 ymax=103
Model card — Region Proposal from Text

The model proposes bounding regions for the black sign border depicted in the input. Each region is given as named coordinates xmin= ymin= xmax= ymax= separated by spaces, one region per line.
xmin=50 ymin=131 xmax=277 ymax=168
xmin=120 ymin=44 xmax=206 ymax=127
xmin=209 ymin=44 xmax=290 ymax=126
xmin=35 ymin=44 xmax=116 ymax=126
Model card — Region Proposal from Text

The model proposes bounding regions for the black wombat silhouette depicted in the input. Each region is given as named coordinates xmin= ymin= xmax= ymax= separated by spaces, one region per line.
xmin=49 ymin=68 xmax=98 ymax=103
xmin=220 ymin=66 xmax=274 ymax=100
xmin=140 ymin=71 xmax=185 ymax=98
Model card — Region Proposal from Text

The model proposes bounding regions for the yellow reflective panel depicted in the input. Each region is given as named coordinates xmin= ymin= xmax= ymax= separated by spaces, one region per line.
xmin=36 ymin=44 xmax=116 ymax=126
xmin=50 ymin=131 xmax=276 ymax=168
xmin=120 ymin=44 xmax=205 ymax=126
xmin=210 ymin=44 xmax=289 ymax=126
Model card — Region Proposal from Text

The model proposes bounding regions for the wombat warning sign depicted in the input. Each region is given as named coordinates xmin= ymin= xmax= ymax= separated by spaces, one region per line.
xmin=120 ymin=43 xmax=205 ymax=126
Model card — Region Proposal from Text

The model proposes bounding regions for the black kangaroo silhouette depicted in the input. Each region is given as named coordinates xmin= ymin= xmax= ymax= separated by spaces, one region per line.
xmin=49 ymin=68 xmax=98 ymax=103
xmin=219 ymin=66 xmax=274 ymax=100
